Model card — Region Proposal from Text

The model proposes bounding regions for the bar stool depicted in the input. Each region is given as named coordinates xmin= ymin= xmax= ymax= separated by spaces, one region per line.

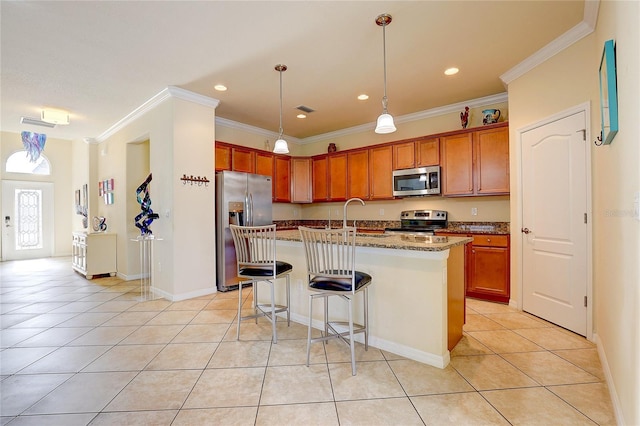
xmin=229 ymin=224 xmax=292 ymax=343
xmin=298 ymin=226 xmax=372 ymax=375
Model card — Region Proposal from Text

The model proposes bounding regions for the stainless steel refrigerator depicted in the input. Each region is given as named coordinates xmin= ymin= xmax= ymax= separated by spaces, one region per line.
xmin=215 ymin=171 xmax=273 ymax=291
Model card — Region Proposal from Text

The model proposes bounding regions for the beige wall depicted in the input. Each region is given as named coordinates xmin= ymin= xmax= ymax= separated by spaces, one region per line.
xmin=297 ymin=101 xmax=509 ymax=157
xmin=592 ymin=1 xmax=640 ymax=423
xmin=0 ymin=131 xmax=74 ymax=258
xmin=507 ymin=36 xmax=598 ymax=305
xmin=97 ymin=95 xmax=217 ymax=301
xmin=508 ymin=1 xmax=640 ymax=423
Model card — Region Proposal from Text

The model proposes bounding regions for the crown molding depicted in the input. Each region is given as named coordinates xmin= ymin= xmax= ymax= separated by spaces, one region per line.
xmin=215 ymin=116 xmax=302 ymax=145
xmin=500 ymin=1 xmax=599 ymax=85
xmin=583 ymin=0 xmax=600 ymax=30
xmin=299 ymin=92 xmax=508 ymax=145
xmin=95 ymin=86 xmax=219 ymax=143
xmin=217 ymin=93 xmax=507 ymax=146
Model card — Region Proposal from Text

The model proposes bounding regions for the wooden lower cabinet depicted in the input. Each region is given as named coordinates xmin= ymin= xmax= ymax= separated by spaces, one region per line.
xmin=467 ymin=235 xmax=510 ymax=303
xmin=437 ymin=233 xmax=510 ymax=303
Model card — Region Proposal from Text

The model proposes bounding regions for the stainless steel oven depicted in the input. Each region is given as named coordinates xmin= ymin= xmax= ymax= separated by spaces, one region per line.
xmin=385 ymin=210 xmax=448 ymax=235
xmin=392 ymin=166 xmax=440 ymax=197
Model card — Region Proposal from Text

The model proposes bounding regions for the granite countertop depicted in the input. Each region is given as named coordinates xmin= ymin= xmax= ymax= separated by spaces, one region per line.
xmin=276 ymin=229 xmax=472 ymax=252
xmin=439 ymin=222 xmax=510 ymax=235
xmin=275 ymin=220 xmax=510 ymax=236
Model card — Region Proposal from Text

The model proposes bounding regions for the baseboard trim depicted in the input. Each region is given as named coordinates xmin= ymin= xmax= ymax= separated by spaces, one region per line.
xmin=289 ymin=312 xmax=449 ymax=369
xmin=593 ymin=333 xmax=624 ymax=425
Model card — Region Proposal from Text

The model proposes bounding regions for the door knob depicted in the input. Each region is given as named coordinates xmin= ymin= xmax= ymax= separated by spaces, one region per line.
xmin=521 ymin=228 xmax=531 ymax=234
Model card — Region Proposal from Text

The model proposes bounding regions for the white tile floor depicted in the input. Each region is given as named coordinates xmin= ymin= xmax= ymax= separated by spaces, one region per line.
xmin=0 ymin=257 xmax=616 ymax=425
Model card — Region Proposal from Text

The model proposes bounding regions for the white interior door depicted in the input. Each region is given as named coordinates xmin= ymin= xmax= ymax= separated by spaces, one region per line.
xmin=1 ymin=180 xmax=54 ymax=260
xmin=521 ymin=110 xmax=589 ymax=336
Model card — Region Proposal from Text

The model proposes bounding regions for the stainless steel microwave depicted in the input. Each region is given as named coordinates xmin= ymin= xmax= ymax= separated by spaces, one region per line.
xmin=392 ymin=166 xmax=441 ymax=197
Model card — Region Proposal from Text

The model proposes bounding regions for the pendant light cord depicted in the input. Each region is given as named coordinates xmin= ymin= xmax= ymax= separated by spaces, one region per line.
xmin=278 ymin=68 xmax=284 ymax=138
xmin=381 ymin=19 xmax=389 ymax=114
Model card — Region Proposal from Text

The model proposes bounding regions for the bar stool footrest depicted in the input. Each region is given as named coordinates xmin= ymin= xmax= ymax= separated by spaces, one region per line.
xmin=240 ymin=304 xmax=288 ymax=322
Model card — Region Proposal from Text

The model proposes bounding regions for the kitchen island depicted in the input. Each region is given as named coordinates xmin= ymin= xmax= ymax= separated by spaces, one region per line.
xmin=268 ymin=230 xmax=472 ymax=369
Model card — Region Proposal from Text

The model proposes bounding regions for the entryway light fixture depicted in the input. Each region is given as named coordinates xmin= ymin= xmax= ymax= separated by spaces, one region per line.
xmin=273 ymin=64 xmax=289 ymax=154
xmin=41 ymin=108 xmax=70 ymax=126
xmin=374 ymin=13 xmax=396 ymax=134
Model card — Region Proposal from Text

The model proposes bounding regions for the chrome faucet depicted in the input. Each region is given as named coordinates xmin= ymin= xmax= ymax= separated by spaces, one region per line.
xmin=343 ymin=197 xmax=365 ymax=228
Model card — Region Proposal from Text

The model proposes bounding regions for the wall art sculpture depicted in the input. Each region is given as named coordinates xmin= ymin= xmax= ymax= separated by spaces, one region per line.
xmin=21 ymin=131 xmax=47 ymax=162
xmin=134 ymin=173 xmax=159 ymax=235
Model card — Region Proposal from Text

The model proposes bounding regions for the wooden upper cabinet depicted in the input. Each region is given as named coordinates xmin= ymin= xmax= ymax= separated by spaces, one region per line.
xmin=476 ymin=127 xmax=509 ymax=195
xmin=441 ymin=124 xmax=510 ymax=196
xmin=328 ymin=153 xmax=348 ymax=201
xmin=215 ymin=143 xmax=232 ymax=171
xmin=231 ymin=146 xmax=255 ymax=173
xmin=273 ymin=155 xmax=290 ymax=202
xmin=347 ymin=149 xmax=369 ymax=199
xmin=291 ymin=157 xmax=312 ymax=203
xmin=393 ymin=142 xmax=415 ymax=170
xmin=369 ymin=145 xmax=394 ymax=199
xmin=441 ymin=133 xmax=474 ymax=196
xmin=312 ymin=155 xmax=329 ymax=202
xmin=216 ymin=122 xmax=507 ymax=203
xmin=416 ymin=138 xmax=440 ymax=166
xmin=255 ymin=151 xmax=274 ymax=177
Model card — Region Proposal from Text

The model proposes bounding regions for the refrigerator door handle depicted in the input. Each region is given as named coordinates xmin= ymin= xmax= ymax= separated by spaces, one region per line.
xmin=248 ymin=193 xmax=254 ymax=226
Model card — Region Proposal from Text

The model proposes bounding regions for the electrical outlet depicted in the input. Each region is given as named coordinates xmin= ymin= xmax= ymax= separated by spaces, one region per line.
xmin=471 ymin=207 xmax=478 ymax=216
xmin=293 ymin=208 xmax=298 ymax=217
xmin=158 ymin=262 xmax=162 ymax=273
xmin=379 ymin=208 xmax=385 ymax=216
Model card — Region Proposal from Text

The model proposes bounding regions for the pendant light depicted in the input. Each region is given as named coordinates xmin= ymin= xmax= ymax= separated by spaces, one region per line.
xmin=374 ymin=13 xmax=396 ymax=134
xmin=273 ymin=64 xmax=289 ymax=154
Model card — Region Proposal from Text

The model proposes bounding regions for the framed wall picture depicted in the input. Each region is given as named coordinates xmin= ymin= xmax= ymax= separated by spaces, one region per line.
xmin=598 ymin=39 xmax=618 ymax=145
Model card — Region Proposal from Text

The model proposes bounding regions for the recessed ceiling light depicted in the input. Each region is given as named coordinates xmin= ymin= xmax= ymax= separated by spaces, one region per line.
xmin=297 ymin=114 xmax=306 ymax=119
xmin=41 ymin=108 xmax=70 ymax=125
xmin=444 ymin=67 xmax=459 ymax=76
xmin=357 ymin=94 xmax=369 ymax=101
xmin=214 ymin=84 xmax=227 ymax=91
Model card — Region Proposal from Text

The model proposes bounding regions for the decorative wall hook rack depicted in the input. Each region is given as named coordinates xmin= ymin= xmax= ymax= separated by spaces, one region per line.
xmin=180 ymin=174 xmax=210 ymax=186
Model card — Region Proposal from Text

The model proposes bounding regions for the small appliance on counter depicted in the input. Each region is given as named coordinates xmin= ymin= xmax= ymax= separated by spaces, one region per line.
xmin=384 ymin=210 xmax=448 ymax=235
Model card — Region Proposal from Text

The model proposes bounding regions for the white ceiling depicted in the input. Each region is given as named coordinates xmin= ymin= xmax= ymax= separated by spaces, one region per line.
xmin=1 ymin=1 xmax=588 ymax=144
